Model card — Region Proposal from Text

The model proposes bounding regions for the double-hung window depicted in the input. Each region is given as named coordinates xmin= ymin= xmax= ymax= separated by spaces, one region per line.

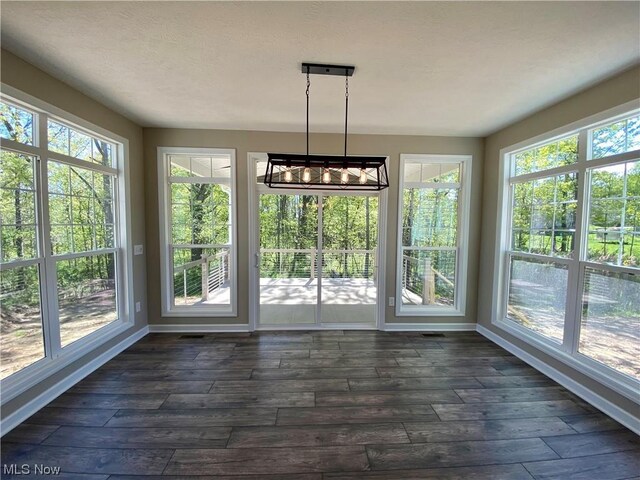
xmin=397 ymin=154 xmax=472 ymax=315
xmin=158 ymin=147 xmax=237 ymax=316
xmin=497 ymin=105 xmax=639 ymax=396
xmin=0 ymin=89 xmax=132 ymax=396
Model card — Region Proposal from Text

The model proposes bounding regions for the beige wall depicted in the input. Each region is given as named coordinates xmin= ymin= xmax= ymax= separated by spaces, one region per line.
xmin=1 ymin=49 xmax=148 ymax=420
xmin=143 ymin=129 xmax=484 ymax=326
xmin=478 ymin=65 xmax=640 ymax=417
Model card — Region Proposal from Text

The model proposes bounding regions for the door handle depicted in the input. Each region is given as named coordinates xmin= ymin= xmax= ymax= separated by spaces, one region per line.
xmin=254 ymin=253 xmax=260 ymax=268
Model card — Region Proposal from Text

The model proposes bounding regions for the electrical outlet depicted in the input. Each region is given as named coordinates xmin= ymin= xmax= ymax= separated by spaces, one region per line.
xmin=134 ymin=244 xmax=144 ymax=255
xmin=388 ymin=296 xmax=395 ymax=307
xmin=135 ymin=301 xmax=141 ymax=313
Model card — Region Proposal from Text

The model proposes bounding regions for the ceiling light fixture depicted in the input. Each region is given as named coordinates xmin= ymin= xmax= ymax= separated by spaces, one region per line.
xmin=264 ymin=63 xmax=389 ymax=190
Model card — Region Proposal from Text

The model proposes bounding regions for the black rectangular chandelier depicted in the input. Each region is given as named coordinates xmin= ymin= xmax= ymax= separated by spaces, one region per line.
xmin=264 ymin=63 xmax=390 ymax=191
xmin=264 ymin=153 xmax=389 ymax=191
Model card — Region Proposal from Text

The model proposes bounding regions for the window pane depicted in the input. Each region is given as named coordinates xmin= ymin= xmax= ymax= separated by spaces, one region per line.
xmin=579 ymin=268 xmax=640 ymax=380
xmin=403 ymin=188 xmax=458 ymax=248
xmin=0 ymin=264 xmax=44 ymax=379
xmin=591 ymin=115 xmax=640 ymax=159
xmin=57 ymin=253 xmax=117 ymax=348
xmin=48 ymin=120 xmax=115 ymax=167
xmin=513 ymin=135 xmax=578 ymax=176
xmin=0 ymin=151 xmax=38 ymax=262
xmin=404 ymin=162 xmax=460 ymax=183
xmin=511 ymin=174 xmax=577 ymax=258
xmin=170 ymin=183 xmax=230 ymax=245
xmin=507 ymin=257 xmax=567 ymax=343
xmin=48 ymin=120 xmax=69 ymax=155
xmin=401 ymin=249 xmax=456 ymax=307
xmin=587 ymin=161 xmax=639 ymax=267
xmin=169 ymin=154 xmax=231 ymax=178
xmin=0 ymin=102 xmax=34 ymax=145
xmin=48 ymin=162 xmax=115 ymax=254
xmin=173 ymin=247 xmax=230 ymax=306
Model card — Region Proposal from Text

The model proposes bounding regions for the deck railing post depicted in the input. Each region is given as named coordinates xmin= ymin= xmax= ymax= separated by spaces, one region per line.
xmin=201 ymin=255 xmax=209 ymax=302
xmin=311 ymin=248 xmax=316 ymax=280
xmin=422 ymin=257 xmax=435 ymax=305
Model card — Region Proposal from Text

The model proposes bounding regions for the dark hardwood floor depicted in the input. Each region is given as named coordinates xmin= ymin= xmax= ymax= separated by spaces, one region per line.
xmin=2 ymin=331 xmax=639 ymax=479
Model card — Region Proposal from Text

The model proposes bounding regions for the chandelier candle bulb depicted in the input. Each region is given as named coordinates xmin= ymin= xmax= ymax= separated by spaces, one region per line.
xmin=284 ymin=167 xmax=293 ymax=182
xmin=303 ymin=167 xmax=311 ymax=183
xmin=323 ymin=168 xmax=331 ymax=183
xmin=360 ymin=168 xmax=367 ymax=184
xmin=341 ymin=168 xmax=349 ymax=183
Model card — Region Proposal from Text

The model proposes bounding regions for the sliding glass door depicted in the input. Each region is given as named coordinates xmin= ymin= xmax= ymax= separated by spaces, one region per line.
xmin=256 ymin=191 xmax=379 ymax=328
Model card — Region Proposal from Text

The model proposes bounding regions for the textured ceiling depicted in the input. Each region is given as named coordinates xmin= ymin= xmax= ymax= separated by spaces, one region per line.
xmin=1 ymin=1 xmax=639 ymax=136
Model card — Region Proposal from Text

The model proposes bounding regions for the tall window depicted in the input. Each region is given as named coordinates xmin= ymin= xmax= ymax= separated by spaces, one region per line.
xmin=0 ymin=92 xmax=130 ymax=389
xmin=158 ymin=148 xmax=236 ymax=316
xmin=499 ymin=108 xmax=639 ymax=392
xmin=397 ymin=155 xmax=471 ymax=315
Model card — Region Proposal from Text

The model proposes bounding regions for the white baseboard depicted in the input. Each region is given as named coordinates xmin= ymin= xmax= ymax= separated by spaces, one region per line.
xmin=384 ymin=322 xmax=477 ymax=331
xmin=148 ymin=324 xmax=250 ymax=333
xmin=476 ymin=324 xmax=640 ymax=435
xmin=0 ymin=326 xmax=149 ymax=436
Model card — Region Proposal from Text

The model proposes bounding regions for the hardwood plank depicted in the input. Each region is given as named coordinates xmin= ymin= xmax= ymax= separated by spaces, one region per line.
xmin=559 ymin=413 xmax=625 ymax=433
xmin=395 ymin=357 xmax=523 ymax=367
xmin=211 ymin=378 xmax=349 ymax=393
xmin=417 ymin=348 xmax=512 ymax=357
xmin=277 ymin=405 xmax=438 ymax=425
xmin=161 ymin=392 xmax=315 ymax=408
xmin=48 ymin=393 xmax=167 ymax=409
xmin=104 ymin=408 xmax=277 ymax=427
xmin=366 ymin=438 xmax=558 ymax=470
xmin=348 ymin=377 xmax=483 ymax=391
xmin=227 ymin=423 xmax=409 ymax=448
xmin=432 ymin=400 xmax=590 ymax=421
xmin=1 ymin=424 xmax=59 ymax=444
xmin=315 ymin=390 xmax=462 ymax=407
xmin=164 ymin=446 xmax=369 ymax=475
xmin=224 ymin=350 xmax=311 ymax=359
xmin=404 ymin=417 xmax=576 ymax=443
xmin=42 ymin=426 xmax=231 ymax=448
xmin=234 ymin=342 xmax=340 ymax=350
xmin=492 ymin=364 xmax=543 ymax=376
xmin=279 ymin=358 xmax=399 ymax=368
xmin=523 ymin=450 xmax=640 ymax=480
xmin=2 ymin=474 xmax=108 ymax=480
xmin=0 ymin=443 xmax=173 ymax=475
xmin=70 ymin=380 xmax=212 ymax=394
xmin=454 ymin=386 xmax=569 ymax=403
xmin=376 ymin=366 xmax=500 ymax=377
xmin=194 ymin=358 xmax=281 ymax=369
xmin=24 ymin=407 xmax=117 ymax=426
xmin=109 ymin=475 xmax=321 ymax=480
xmin=542 ymin=430 xmax=640 ymax=458
xmin=475 ymin=375 xmax=556 ymax=388
xmin=119 ymin=369 xmax=252 ymax=381
xmin=101 ymin=359 xmax=200 ymax=369
xmin=310 ymin=349 xmax=419 ymax=358
xmin=325 ymin=464 xmax=534 ymax=479
xmin=251 ymin=367 xmax=378 ymax=379
xmin=339 ymin=342 xmax=442 ymax=351
xmin=114 ymin=352 xmax=201 ymax=361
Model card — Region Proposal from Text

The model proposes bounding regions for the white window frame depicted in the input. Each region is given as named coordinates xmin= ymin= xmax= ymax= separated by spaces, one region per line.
xmin=157 ymin=146 xmax=237 ymax=317
xmin=396 ymin=154 xmax=472 ymax=316
xmin=0 ymin=84 xmax=134 ymax=403
xmin=492 ymin=99 xmax=640 ymax=401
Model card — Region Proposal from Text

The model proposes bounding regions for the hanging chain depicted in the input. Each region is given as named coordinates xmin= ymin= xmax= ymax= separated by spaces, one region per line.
xmin=306 ymin=69 xmax=310 ymax=157
xmin=344 ymin=75 xmax=349 ymax=158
